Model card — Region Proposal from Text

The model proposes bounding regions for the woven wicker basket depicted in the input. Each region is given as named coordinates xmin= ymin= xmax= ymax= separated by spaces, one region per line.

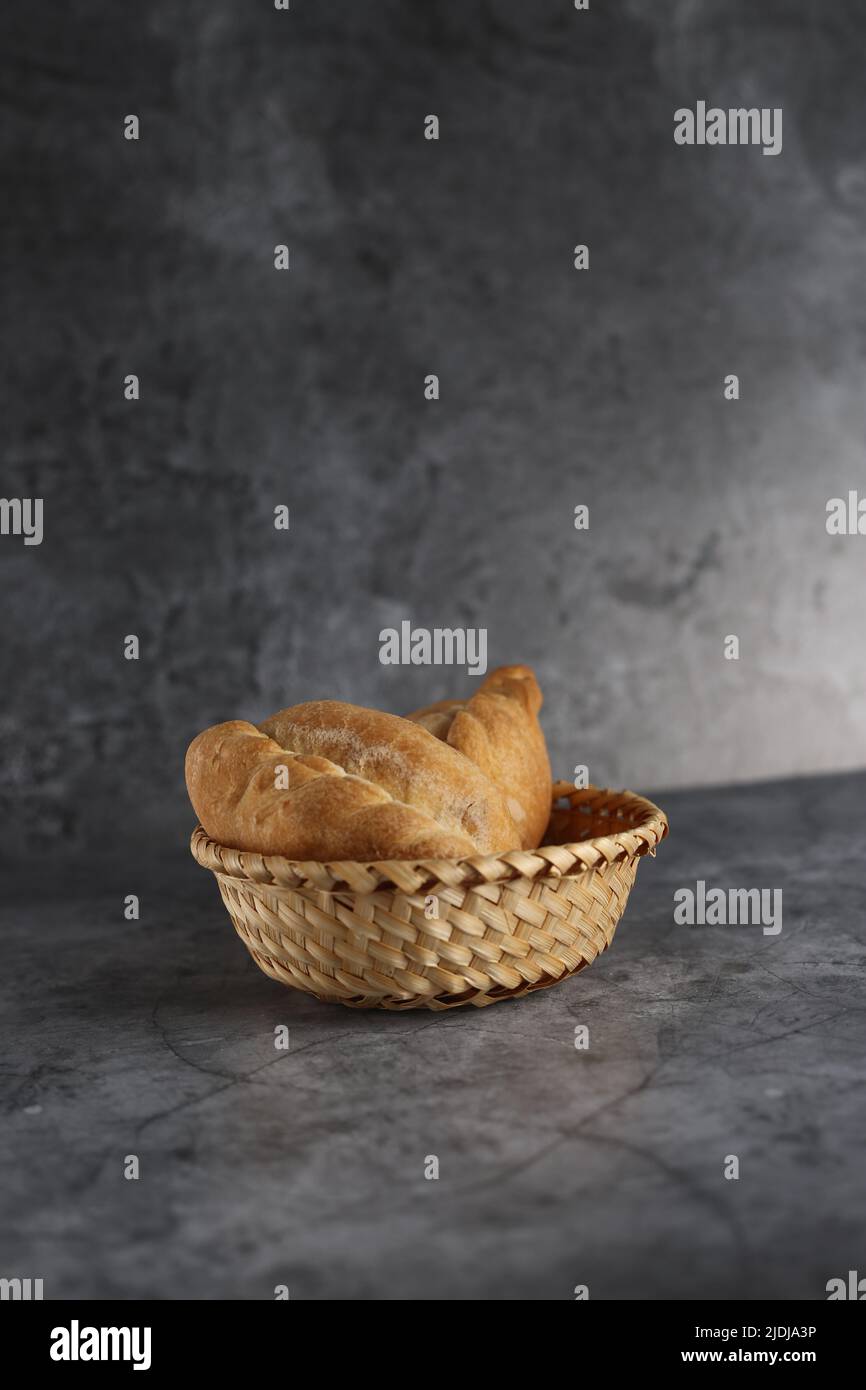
xmin=190 ymin=782 xmax=668 ymax=1012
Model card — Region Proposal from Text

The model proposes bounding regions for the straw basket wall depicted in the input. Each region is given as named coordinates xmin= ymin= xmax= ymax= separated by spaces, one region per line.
xmin=190 ymin=782 xmax=668 ymax=1011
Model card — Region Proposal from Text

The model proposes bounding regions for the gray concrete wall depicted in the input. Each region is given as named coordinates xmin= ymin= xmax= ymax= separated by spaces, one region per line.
xmin=2 ymin=0 xmax=866 ymax=860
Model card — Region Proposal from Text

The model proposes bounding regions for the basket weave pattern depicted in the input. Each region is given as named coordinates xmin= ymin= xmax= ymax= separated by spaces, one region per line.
xmin=190 ymin=783 xmax=668 ymax=1011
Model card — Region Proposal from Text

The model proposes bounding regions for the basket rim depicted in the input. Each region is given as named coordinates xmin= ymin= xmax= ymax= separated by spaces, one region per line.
xmin=189 ymin=781 xmax=668 ymax=896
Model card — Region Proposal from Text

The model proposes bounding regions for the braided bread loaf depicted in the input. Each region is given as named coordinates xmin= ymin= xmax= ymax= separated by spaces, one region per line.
xmin=185 ymin=701 xmax=521 ymax=861
xmin=407 ymin=665 xmax=552 ymax=850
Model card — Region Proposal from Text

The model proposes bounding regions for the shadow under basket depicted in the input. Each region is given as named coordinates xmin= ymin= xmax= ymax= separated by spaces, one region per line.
xmin=190 ymin=782 xmax=669 ymax=1012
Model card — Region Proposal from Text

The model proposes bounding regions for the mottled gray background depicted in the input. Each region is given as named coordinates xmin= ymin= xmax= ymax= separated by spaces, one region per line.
xmin=2 ymin=0 xmax=866 ymax=862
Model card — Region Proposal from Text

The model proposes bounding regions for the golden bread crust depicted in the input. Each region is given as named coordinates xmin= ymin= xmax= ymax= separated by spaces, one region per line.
xmin=407 ymin=665 xmax=552 ymax=850
xmin=185 ymin=702 xmax=521 ymax=861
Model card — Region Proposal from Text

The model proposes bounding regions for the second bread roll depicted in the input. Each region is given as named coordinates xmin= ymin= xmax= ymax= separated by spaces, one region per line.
xmin=407 ymin=665 xmax=552 ymax=850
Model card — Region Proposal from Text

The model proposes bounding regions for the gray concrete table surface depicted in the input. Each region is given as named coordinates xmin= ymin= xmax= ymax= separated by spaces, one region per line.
xmin=1 ymin=771 xmax=864 ymax=1300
